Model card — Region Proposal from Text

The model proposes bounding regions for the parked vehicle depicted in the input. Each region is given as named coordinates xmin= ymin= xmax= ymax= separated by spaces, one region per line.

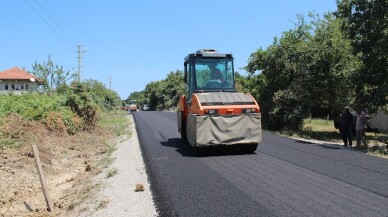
xmin=141 ymin=104 xmax=150 ymax=111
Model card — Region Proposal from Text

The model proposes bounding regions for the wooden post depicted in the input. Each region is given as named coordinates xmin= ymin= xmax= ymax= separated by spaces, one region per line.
xmin=31 ymin=144 xmax=53 ymax=212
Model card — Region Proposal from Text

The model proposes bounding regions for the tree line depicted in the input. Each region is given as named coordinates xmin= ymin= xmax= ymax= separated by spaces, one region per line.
xmin=129 ymin=0 xmax=387 ymax=131
xmin=245 ymin=0 xmax=387 ymax=130
xmin=126 ymin=70 xmax=185 ymax=111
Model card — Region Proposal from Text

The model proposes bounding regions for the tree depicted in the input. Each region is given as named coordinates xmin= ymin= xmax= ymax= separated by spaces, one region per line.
xmin=143 ymin=81 xmax=161 ymax=111
xmin=81 ymin=79 xmax=121 ymax=110
xmin=159 ymin=70 xmax=185 ymax=109
xmin=304 ymin=13 xmax=360 ymax=117
xmin=245 ymin=13 xmax=359 ymax=130
xmin=336 ymin=0 xmax=388 ymax=112
xmin=129 ymin=91 xmax=148 ymax=108
xmin=235 ymin=71 xmax=265 ymax=103
xmin=245 ymin=15 xmax=313 ymax=130
xmin=127 ymin=91 xmax=145 ymax=105
xmin=30 ymin=55 xmax=76 ymax=94
xmin=129 ymin=70 xmax=185 ymax=111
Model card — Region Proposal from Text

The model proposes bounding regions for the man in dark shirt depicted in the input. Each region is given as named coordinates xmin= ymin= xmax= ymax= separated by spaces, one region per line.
xmin=209 ymin=64 xmax=225 ymax=83
xmin=340 ymin=107 xmax=354 ymax=147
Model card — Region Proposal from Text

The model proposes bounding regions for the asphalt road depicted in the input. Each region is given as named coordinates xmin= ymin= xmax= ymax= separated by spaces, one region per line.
xmin=132 ymin=111 xmax=388 ymax=217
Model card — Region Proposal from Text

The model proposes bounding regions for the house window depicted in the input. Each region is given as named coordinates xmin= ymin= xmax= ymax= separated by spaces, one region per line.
xmin=5 ymin=84 xmax=8 ymax=90
xmin=25 ymin=84 xmax=29 ymax=90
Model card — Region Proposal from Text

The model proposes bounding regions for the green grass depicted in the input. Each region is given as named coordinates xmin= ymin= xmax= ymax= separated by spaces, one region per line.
xmin=98 ymin=111 xmax=130 ymax=137
xmin=105 ymin=168 xmax=118 ymax=178
xmin=278 ymin=118 xmax=342 ymax=143
xmin=92 ymin=111 xmax=130 ymax=170
xmin=303 ymin=118 xmax=336 ymax=132
xmin=279 ymin=118 xmax=388 ymax=157
xmin=0 ymin=139 xmax=23 ymax=149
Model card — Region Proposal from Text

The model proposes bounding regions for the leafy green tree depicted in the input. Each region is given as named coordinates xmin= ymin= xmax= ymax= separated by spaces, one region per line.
xmin=336 ymin=0 xmax=388 ymax=112
xmin=246 ymin=13 xmax=358 ymax=130
xmin=30 ymin=55 xmax=76 ymax=94
xmin=245 ymin=16 xmax=312 ymax=130
xmin=303 ymin=13 xmax=360 ymax=117
xmin=81 ymin=79 xmax=121 ymax=111
xmin=129 ymin=70 xmax=184 ymax=111
xmin=143 ymin=82 xmax=161 ymax=111
xmin=126 ymin=91 xmax=145 ymax=107
xmin=159 ymin=70 xmax=185 ymax=109
xmin=235 ymin=71 xmax=265 ymax=103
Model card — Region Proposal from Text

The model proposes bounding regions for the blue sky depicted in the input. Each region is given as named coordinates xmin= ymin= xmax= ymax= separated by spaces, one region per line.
xmin=1 ymin=1 xmax=337 ymax=99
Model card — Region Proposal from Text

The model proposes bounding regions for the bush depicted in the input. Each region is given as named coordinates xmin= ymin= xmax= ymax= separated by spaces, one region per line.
xmin=0 ymin=79 xmax=120 ymax=135
xmin=66 ymin=84 xmax=99 ymax=131
xmin=0 ymin=94 xmax=84 ymax=134
xmin=44 ymin=110 xmax=83 ymax=134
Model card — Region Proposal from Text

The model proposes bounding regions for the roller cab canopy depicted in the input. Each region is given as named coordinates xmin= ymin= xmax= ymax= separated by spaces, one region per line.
xmin=184 ymin=49 xmax=236 ymax=102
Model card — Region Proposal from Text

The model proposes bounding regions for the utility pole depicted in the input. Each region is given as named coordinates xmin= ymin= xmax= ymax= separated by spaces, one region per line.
xmin=109 ymin=77 xmax=112 ymax=90
xmin=77 ymin=45 xmax=87 ymax=82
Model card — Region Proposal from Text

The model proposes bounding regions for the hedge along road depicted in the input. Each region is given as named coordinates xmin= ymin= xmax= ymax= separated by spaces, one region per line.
xmin=132 ymin=111 xmax=388 ymax=217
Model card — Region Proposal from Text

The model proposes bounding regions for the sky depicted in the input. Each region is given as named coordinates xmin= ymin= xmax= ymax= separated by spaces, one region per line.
xmin=1 ymin=1 xmax=337 ymax=100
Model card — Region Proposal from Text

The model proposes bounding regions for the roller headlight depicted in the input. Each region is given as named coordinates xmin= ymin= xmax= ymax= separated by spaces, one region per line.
xmin=205 ymin=109 xmax=218 ymax=115
xmin=242 ymin=108 xmax=256 ymax=113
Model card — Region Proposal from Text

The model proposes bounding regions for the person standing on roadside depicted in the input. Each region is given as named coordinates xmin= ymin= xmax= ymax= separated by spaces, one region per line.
xmin=339 ymin=107 xmax=353 ymax=147
xmin=355 ymin=108 xmax=370 ymax=149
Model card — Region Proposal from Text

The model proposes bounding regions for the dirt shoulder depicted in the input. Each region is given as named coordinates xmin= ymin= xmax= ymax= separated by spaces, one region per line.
xmin=0 ymin=113 xmax=156 ymax=217
xmin=65 ymin=114 xmax=157 ymax=217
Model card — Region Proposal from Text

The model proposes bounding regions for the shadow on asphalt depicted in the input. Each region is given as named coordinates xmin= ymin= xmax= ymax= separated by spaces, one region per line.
xmin=317 ymin=144 xmax=342 ymax=150
xmin=295 ymin=140 xmax=314 ymax=144
xmin=160 ymin=138 xmax=258 ymax=157
xmin=295 ymin=139 xmax=343 ymax=150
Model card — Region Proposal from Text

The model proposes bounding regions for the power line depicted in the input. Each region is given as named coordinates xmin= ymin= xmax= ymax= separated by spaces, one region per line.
xmin=24 ymin=0 xmax=102 ymax=84
xmin=24 ymin=0 xmax=74 ymax=50
xmin=32 ymin=0 xmax=77 ymax=46
xmin=42 ymin=0 xmax=80 ymax=44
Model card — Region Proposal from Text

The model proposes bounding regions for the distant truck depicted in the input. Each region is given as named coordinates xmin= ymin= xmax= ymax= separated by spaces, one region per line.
xmin=128 ymin=100 xmax=138 ymax=112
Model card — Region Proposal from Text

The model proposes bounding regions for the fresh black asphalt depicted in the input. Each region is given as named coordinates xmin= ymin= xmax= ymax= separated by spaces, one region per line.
xmin=132 ymin=111 xmax=388 ymax=217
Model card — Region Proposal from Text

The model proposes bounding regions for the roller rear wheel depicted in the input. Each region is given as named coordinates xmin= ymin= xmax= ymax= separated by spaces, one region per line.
xmin=244 ymin=144 xmax=258 ymax=153
xmin=180 ymin=121 xmax=187 ymax=142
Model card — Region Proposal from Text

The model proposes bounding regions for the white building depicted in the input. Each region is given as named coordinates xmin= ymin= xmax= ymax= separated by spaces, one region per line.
xmin=0 ymin=67 xmax=41 ymax=95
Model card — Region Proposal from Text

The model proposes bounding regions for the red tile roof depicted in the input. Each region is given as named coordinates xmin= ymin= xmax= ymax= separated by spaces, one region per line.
xmin=0 ymin=67 xmax=40 ymax=82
